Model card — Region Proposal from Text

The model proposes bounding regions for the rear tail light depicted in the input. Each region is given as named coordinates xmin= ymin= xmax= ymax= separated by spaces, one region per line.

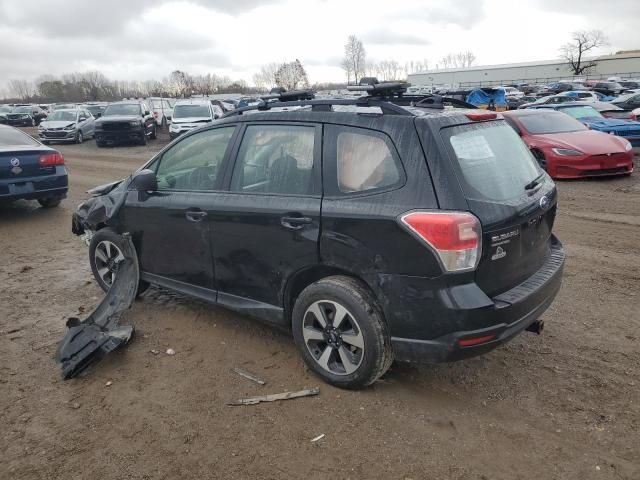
xmin=399 ymin=211 xmax=482 ymax=272
xmin=39 ymin=152 xmax=64 ymax=166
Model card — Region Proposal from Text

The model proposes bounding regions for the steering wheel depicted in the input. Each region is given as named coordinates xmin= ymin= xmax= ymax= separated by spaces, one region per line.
xmin=187 ymin=165 xmax=216 ymax=190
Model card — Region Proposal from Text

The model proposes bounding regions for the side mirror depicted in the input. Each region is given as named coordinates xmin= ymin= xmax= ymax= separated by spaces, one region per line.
xmin=144 ymin=110 xmax=150 ymax=116
xmin=129 ymin=169 xmax=157 ymax=192
xmin=213 ymin=114 xmax=219 ymax=119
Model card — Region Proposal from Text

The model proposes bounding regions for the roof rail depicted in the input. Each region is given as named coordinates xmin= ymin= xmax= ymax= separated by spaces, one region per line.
xmin=223 ymin=96 xmax=413 ymax=118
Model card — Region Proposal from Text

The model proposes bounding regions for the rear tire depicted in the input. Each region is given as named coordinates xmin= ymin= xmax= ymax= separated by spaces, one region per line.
xmin=37 ymin=197 xmax=61 ymax=208
xmin=292 ymin=275 xmax=393 ymax=389
xmin=89 ymin=228 xmax=149 ymax=295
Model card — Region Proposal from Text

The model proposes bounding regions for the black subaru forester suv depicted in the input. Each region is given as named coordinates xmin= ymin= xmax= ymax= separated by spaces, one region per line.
xmin=72 ymin=86 xmax=565 ymax=388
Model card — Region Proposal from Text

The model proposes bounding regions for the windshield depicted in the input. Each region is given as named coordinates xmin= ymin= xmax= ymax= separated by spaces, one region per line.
xmin=86 ymin=106 xmax=103 ymax=114
xmin=46 ymin=111 xmax=77 ymax=122
xmin=444 ymin=122 xmax=541 ymax=202
xmin=13 ymin=106 xmax=32 ymax=113
xmin=173 ymin=104 xmax=211 ymax=119
xmin=0 ymin=106 xmax=11 ymax=113
xmin=560 ymin=106 xmax=603 ymax=120
xmin=518 ymin=112 xmax=587 ymax=134
xmin=53 ymin=104 xmax=76 ymax=110
xmin=103 ymin=104 xmax=140 ymax=116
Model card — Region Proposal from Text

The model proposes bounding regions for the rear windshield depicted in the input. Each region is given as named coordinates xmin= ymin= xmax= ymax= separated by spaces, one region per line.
xmin=517 ymin=112 xmax=586 ymax=134
xmin=0 ymin=127 xmax=40 ymax=146
xmin=173 ymin=104 xmax=211 ymax=119
xmin=444 ymin=122 xmax=541 ymax=202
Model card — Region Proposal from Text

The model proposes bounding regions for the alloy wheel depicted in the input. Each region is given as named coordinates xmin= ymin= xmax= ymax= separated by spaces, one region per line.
xmin=94 ymin=240 xmax=124 ymax=287
xmin=302 ymin=300 xmax=365 ymax=376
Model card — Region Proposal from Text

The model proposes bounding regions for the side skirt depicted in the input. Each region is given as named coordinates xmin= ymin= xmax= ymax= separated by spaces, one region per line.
xmin=140 ymin=272 xmax=286 ymax=328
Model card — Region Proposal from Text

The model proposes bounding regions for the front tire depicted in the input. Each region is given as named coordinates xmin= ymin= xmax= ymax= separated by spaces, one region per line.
xmin=89 ymin=228 xmax=149 ymax=295
xmin=76 ymin=130 xmax=83 ymax=144
xmin=292 ymin=276 xmax=393 ymax=389
xmin=150 ymin=125 xmax=157 ymax=140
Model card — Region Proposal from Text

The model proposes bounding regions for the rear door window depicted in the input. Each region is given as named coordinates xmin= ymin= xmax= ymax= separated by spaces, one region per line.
xmin=230 ymin=124 xmax=316 ymax=195
xmin=443 ymin=122 xmax=541 ymax=202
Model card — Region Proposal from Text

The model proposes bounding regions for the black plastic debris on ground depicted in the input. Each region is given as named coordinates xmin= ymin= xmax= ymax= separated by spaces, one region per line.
xmin=55 ymin=233 xmax=139 ymax=379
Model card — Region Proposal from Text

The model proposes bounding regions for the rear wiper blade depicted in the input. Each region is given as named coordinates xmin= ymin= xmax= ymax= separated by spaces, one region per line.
xmin=524 ymin=173 xmax=545 ymax=191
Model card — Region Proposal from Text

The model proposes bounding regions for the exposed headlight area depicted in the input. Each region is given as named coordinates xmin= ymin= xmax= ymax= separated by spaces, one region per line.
xmin=129 ymin=121 xmax=140 ymax=127
xmin=624 ymin=141 xmax=633 ymax=151
xmin=551 ymin=148 xmax=583 ymax=156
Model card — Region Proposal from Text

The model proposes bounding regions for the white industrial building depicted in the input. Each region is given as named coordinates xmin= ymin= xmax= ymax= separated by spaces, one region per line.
xmin=407 ymin=51 xmax=640 ymax=87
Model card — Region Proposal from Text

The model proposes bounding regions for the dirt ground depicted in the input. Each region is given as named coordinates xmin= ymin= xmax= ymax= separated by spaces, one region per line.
xmin=1 ymin=127 xmax=639 ymax=480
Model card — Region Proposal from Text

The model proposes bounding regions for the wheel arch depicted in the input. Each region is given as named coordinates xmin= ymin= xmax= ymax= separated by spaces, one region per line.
xmin=284 ymin=265 xmax=380 ymax=328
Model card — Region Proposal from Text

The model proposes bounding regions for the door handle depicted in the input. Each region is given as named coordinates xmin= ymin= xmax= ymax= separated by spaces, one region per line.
xmin=281 ymin=216 xmax=313 ymax=230
xmin=185 ymin=210 xmax=207 ymax=222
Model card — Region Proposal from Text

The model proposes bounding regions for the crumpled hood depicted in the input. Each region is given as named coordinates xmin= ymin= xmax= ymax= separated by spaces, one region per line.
xmin=40 ymin=120 xmax=76 ymax=129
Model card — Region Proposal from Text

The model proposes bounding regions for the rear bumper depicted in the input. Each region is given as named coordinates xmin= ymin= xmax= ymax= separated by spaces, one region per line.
xmin=0 ymin=168 xmax=68 ymax=202
xmin=387 ymin=237 xmax=565 ymax=363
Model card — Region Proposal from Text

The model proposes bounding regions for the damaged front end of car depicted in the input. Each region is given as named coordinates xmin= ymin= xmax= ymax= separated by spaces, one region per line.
xmin=71 ymin=179 xmax=126 ymax=237
xmin=55 ymin=232 xmax=139 ymax=379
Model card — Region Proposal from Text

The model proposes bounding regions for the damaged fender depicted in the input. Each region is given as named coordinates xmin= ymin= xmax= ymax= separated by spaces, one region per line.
xmin=71 ymin=179 xmax=126 ymax=235
xmin=55 ymin=232 xmax=140 ymax=379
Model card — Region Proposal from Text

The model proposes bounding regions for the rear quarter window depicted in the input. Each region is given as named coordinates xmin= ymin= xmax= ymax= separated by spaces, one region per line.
xmin=335 ymin=128 xmax=402 ymax=194
xmin=443 ymin=122 xmax=541 ymax=202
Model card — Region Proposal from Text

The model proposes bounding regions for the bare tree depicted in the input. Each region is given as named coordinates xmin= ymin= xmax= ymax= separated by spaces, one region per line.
xmin=168 ymin=70 xmax=193 ymax=97
xmin=560 ymin=30 xmax=608 ymax=75
xmin=453 ymin=51 xmax=476 ymax=68
xmin=8 ymin=79 xmax=34 ymax=101
xmin=274 ymin=59 xmax=309 ymax=90
xmin=252 ymin=63 xmax=279 ymax=90
xmin=342 ymin=35 xmax=366 ymax=84
xmin=439 ymin=52 xmax=475 ymax=69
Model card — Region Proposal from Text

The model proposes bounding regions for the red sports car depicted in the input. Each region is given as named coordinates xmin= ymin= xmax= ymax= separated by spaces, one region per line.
xmin=503 ymin=109 xmax=634 ymax=179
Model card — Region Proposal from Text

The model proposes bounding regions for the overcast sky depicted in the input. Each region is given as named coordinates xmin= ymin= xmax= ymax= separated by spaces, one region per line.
xmin=0 ymin=0 xmax=638 ymax=92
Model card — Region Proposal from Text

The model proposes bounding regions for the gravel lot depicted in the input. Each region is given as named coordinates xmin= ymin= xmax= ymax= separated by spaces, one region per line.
xmin=1 ymin=127 xmax=639 ymax=480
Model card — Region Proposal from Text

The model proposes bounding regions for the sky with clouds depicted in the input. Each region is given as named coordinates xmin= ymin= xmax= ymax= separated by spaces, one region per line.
xmin=0 ymin=0 xmax=638 ymax=92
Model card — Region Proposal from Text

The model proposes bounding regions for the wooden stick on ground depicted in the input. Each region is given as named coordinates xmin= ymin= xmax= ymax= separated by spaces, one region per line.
xmin=232 ymin=367 xmax=266 ymax=385
xmin=228 ymin=387 xmax=320 ymax=406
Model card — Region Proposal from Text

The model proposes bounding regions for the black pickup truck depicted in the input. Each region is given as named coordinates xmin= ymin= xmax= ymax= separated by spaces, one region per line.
xmin=94 ymin=101 xmax=157 ymax=147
